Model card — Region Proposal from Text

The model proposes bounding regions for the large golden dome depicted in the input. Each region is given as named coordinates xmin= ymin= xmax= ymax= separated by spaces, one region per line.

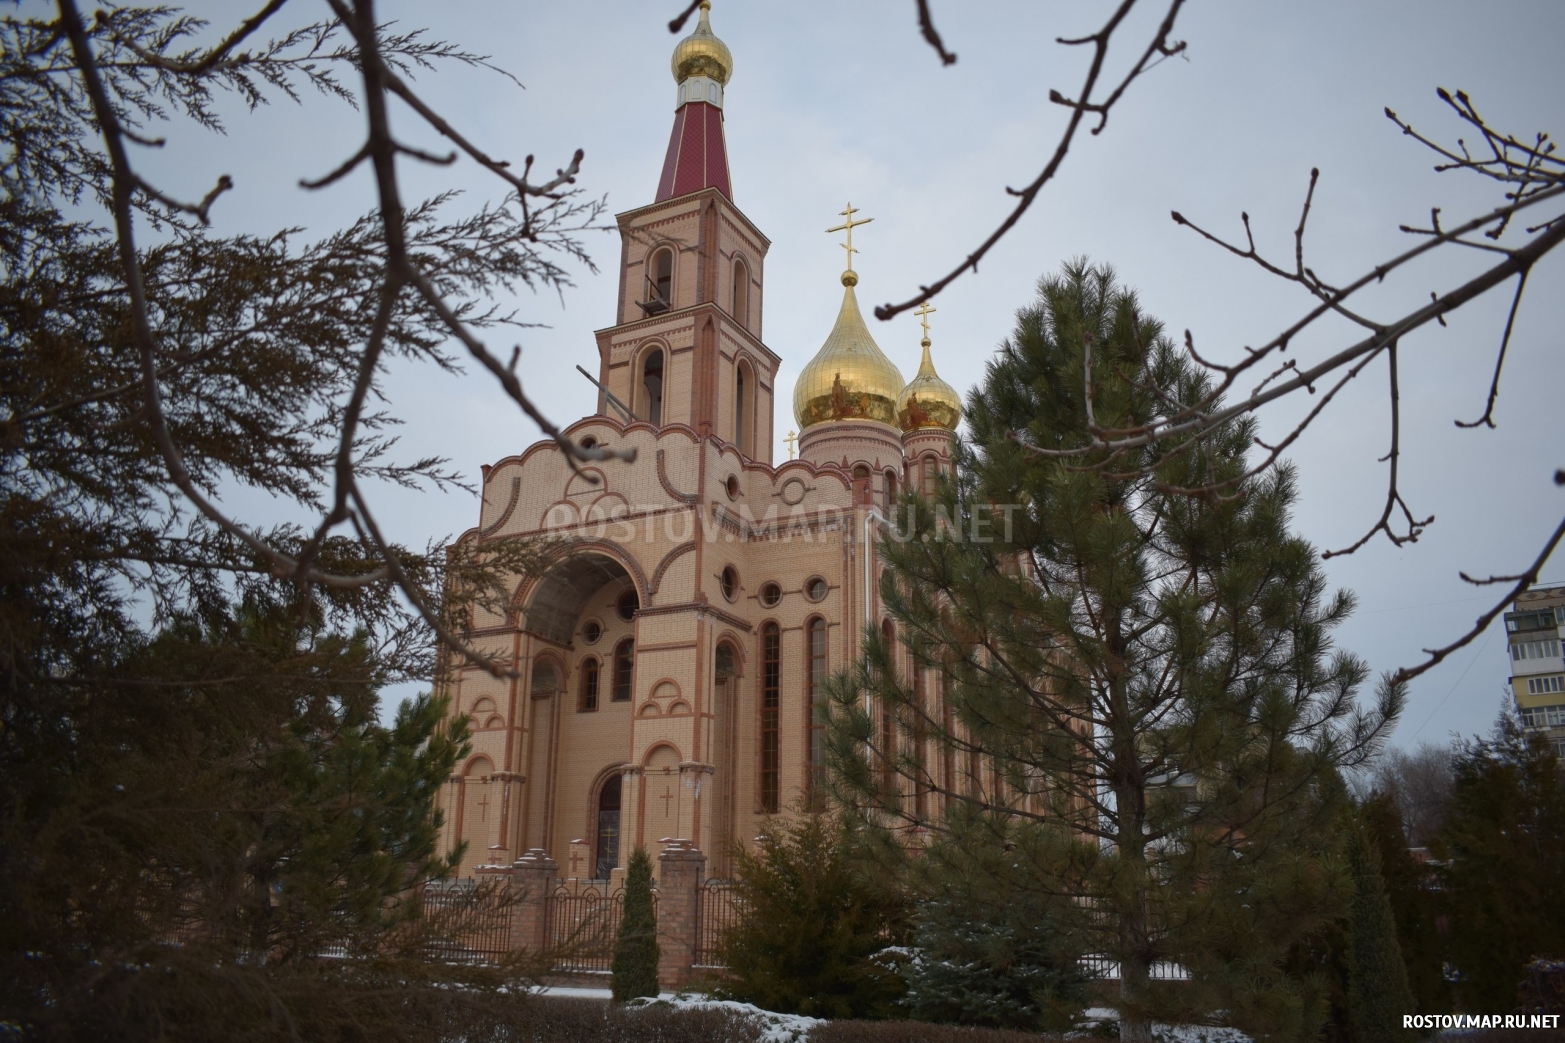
xmin=671 ymin=2 xmax=732 ymax=85
xmin=897 ymin=336 xmax=962 ymax=432
xmin=794 ymin=272 xmax=907 ymax=430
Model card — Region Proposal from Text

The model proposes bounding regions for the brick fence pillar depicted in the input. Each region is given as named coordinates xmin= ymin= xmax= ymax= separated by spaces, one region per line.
xmin=656 ymin=839 xmax=707 ymax=991
xmin=490 ymin=847 xmax=558 ymax=953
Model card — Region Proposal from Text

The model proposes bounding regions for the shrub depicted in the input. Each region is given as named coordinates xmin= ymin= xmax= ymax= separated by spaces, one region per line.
xmin=810 ymin=1019 xmax=1069 ymax=1043
xmin=612 ymin=848 xmax=660 ymax=1001
xmin=715 ymin=813 xmax=908 ymax=1018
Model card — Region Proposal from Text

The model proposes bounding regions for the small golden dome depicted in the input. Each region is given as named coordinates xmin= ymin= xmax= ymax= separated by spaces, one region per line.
xmin=671 ymin=2 xmax=733 ymax=85
xmin=897 ymin=337 xmax=962 ymax=432
xmin=794 ymin=273 xmax=907 ymax=430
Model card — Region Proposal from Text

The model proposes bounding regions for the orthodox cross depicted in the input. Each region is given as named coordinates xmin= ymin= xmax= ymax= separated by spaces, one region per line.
xmin=660 ymin=785 xmax=674 ymax=817
xmin=915 ymin=300 xmax=937 ymax=341
xmin=784 ymin=429 xmax=798 ymax=460
xmin=475 ymin=792 xmax=490 ymax=822
xmin=826 ymin=203 xmax=873 ymax=270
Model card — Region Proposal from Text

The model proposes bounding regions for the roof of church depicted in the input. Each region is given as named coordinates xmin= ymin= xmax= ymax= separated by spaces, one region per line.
xmin=655 ymin=1 xmax=733 ymax=202
xmin=655 ymin=102 xmax=731 ymax=202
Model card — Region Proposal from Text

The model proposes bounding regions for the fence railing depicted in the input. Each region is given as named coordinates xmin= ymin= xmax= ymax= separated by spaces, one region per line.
xmin=545 ymin=882 xmax=639 ymax=973
xmin=1080 ymin=955 xmax=1191 ymax=981
xmin=419 ymin=880 xmax=519 ymax=964
xmin=695 ymin=879 xmax=747 ymax=969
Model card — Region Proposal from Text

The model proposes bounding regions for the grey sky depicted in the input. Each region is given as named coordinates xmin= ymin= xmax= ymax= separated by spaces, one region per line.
xmin=136 ymin=0 xmax=1564 ymax=746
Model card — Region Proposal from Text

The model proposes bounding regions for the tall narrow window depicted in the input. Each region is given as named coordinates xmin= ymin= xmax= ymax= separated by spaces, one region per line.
xmin=853 ymin=465 xmax=871 ymax=506
xmin=594 ymin=775 xmax=621 ymax=879
xmin=921 ymin=455 xmax=938 ymax=496
xmin=913 ymin=663 xmax=929 ymax=822
xmin=734 ymin=361 xmax=750 ymax=456
xmin=531 ymin=659 xmax=560 ymax=697
xmin=883 ymin=469 xmax=898 ymax=512
xmin=612 ymin=638 xmax=634 ymax=702
xmin=940 ymin=663 xmax=955 ymax=804
xmin=760 ymin=623 xmax=781 ymax=813
xmin=645 ymin=247 xmax=673 ymax=313
xmin=579 ymin=657 xmax=600 ymax=712
xmin=641 ymin=349 xmax=664 ymax=426
xmin=732 ymin=258 xmax=749 ymax=328
xmin=879 ymin=619 xmax=898 ymax=802
xmin=807 ymin=617 xmax=828 ymax=809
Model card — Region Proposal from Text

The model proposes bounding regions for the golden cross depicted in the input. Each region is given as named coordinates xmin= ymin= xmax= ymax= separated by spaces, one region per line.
xmin=826 ymin=203 xmax=873 ymax=270
xmin=915 ymin=300 xmax=937 ymax=341
xmin=784 ymin=429 xmax=798 ymax=460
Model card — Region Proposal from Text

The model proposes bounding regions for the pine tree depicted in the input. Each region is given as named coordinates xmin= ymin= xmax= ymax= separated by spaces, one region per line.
xmin=612 ymin=848 xmax=661 ymax=1001
xmin=715 ymin=813 xmax=908 ymax=1018
xmin=1347 ymin=824 xmax=1416 ymax=1042
xmin=826 ymin=260 xmax=1401 ymax=1042
xmin=1357 ymin=793 xmax=1449 ymax=1017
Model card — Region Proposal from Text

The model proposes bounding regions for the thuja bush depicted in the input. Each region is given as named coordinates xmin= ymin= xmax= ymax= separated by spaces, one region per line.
xmin=612 ymin=848 xmax=661 ymax=1001
xmin=715 ymin=812 xmax=909 ymax=1018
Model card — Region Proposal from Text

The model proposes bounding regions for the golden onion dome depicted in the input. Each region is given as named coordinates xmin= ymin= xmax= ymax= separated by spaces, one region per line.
xmin=897 ymin=336 xmax=962 ymax=432
xmin=794 ymin=271 xmax=907 ymax=430
xmin=671 ymin=2 xmax=733 ymax=85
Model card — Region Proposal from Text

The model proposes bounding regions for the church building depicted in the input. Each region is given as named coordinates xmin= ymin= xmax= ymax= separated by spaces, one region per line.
xmin=436 ymin=2 xmax=964 ymax=884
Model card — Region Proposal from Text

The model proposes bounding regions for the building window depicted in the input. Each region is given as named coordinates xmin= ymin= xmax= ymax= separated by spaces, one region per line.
xmin=879 ymin=619 xmax=898 ymax=802
xmin=531 ymin=658 xmax=560 ymax=697
xmin=759 ymin=581 xmax=781 ymax=608
xmin=1511 ymin=639 xmax=1561 ymax=661
xmin=595 ymin=775 xmax=621 ymax=879
xmin=807 ymin=616 xmax=827 ymax=809
xmin=921 ymin=455 xmax=938 ymax=496
xmin=582 ymin=619 xmax=603 ymax=644
xmin=617 ymin=589 xmax=639 ymax=621
xmin=761 ymin=622 xmax=781 ymax=813
xmin=645 ymin=247 xmax=673 ymax=313
xmin=612 ymin=638 xmax=634 ymax=702
xmin=579 ymin=657 xmax=600 ymax=712
xmin=641 ymin=348 xmax=664 ymax=425
xmin=852 ymin=464 xmax=871 ymax=506
xmin=732 ymin=258 xmax=749 ymax=328
xmin=805 ymin=576 xmax=828 ymax=602
xmin=1519 ymin=704 xmax=1565 ymax=728
xmin=884 ymin=469 xmax=898 ymax=512
xmin=719 ymin=565 xmax=739 ymax=602
xmin=1526 ymin=675 xmax=1565 ymax=695
xmin=735 ymin=360 xmax=752 ymax=456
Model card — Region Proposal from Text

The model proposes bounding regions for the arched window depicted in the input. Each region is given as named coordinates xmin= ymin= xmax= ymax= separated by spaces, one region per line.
xmin=594 ymin=774 xmax=621 ymax=879
xmin=807 ymin=616 xmax=828 ymax=809
xmin=921 ymin=455 xmax=938 ymax=496
xmin=531 ymin=658 xmax=560 ymax=697
xmin=646 ymin=247 xmax=673 ymax=313
xmin=760 ymin=622 xmax=781 ymax=814
xmin=578 ymin=657 xmax=600 ymax=712
xmin=612 ymin=638 xmax=634 ymax=702
xmin=883 ymin=469 xmax=898 ymax=512
xmin=734 ymin=360 xmax=751 ymax=456
xmin=641 ymin=348 xmax=664 ymax=426
xmin=852 ymin=464 xmax=871 ymax=507
xmin=732 ymin=258 xmax=749 ymax=328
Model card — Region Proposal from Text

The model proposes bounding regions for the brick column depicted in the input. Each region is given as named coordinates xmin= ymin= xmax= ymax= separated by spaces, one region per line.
xmin=485 ymin=847 xmax=558 ymax=953
xmin=656 ymin=839 xmax=707 ymax=991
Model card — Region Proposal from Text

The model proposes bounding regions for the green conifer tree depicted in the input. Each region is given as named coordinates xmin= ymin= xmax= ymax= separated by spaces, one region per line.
xmin=1437 ymin=718 xmax=1565 ymax=1011
xmin=612 ymin=848 xmax=661 ymax=1001
xmin=826 ymin=260 xmax=1402 ymax=1042
xmin=1347 ymin=824 xmax=1416 ymax=1042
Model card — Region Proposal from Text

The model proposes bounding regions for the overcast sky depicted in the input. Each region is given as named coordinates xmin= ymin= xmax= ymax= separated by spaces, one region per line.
xmin=133 ymin=0 xmax=1565 ymax=747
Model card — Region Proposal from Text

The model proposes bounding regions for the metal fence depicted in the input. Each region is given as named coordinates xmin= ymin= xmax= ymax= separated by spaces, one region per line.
xmin=695 ymin=879 xmax=747 ymax=969
xmin=546 ymin=882 xmax=636 ymax=973
xmin=420 ymin=880 xmax=518 ymax=964
xmin=1080 ymin=955 xmax=1191 ymax=981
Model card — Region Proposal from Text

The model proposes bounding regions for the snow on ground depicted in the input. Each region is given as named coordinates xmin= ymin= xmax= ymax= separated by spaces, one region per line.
xmin=626 ymin=996 xmax=822 ymax=1043
xmin=1077 ymin=1009 xmax=1253 ymax=1043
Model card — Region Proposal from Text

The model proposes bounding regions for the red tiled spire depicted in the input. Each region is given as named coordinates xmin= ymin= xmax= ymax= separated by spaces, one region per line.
xmin=655 ymin=101 xmax=732 ymax=202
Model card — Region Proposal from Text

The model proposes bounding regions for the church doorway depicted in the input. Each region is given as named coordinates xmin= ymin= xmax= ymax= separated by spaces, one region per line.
xmin=594 ymin=774 xmax=621 ymax=881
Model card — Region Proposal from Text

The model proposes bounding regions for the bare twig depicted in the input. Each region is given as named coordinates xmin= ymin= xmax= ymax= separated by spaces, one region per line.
xmin=915 ymin=0 xmax=958 ymax=65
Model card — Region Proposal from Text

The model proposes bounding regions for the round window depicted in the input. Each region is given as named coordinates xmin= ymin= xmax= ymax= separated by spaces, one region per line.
xmin=759 ymin=582 xmax=782 ymax=608
xmin=805 ymin=576 xmax=828 ymax=602
xmin=582 ymin=619 xmax=603 ymax=644
xmin=719 ymin=566 xmax=739 ymax=602
xmin=725 ymin=474 xmax=740 ymax=500
xmin=579 ymin=435 xmax=598 ymax=451
xmin=616 ymin=589 xmax=639 ymax=621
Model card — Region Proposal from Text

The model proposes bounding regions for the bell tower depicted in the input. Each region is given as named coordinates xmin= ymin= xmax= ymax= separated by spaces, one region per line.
xmin=591 ymin=2 xmax=779 ymax=463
